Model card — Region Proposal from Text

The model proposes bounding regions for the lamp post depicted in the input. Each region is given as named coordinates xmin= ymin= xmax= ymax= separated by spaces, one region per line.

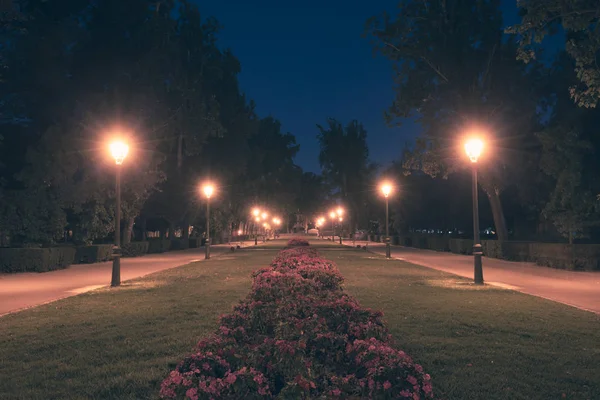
xmin=329 ymin=211 xmax=336 ymax=241
xmin=261 ymin=212 xmax=268 ymax=242
xmin=380 ymin=182 xmax=392 ymax=258
xmin=252 ymin=208 xmax=260 ymax=245
xmin=465 ymin=138 xmax=484 ymax=285
xmin=110 ymin=140 xmax=129 ymax=287
xmin=202 ymin=183 xmax=214 ymax=259
xmin=336 ymin=207 xmax=344 ymax=243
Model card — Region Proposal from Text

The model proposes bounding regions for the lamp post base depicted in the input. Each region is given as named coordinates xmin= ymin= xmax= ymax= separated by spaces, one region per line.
xmin=473 ymin=244 xmax=484 ymax=284
xmin=386 ymin=242 xmax=391 ymax=259
xmin=111 ymin=255 xmax=121 ymax=287
xmin=205 ymin=241 xmax=211 ymax=260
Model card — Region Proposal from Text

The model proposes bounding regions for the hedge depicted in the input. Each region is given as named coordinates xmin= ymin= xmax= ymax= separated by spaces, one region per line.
xmin=148 ymin=239 xmax=172 ymax=254
xmin=170 ymin=238 xmax=189 ymax=251
xmin=122 ymin=241 xmax=150 ymax=257
xmin=188 ymin=238 xmax=203 ymax=248
xmin=0 ymin=247 xmax=76 ymax=273
xmin=530 ymin=243 xmax=600 ymax=271
xmin=74 ymin=244 xmax=113 ymax=264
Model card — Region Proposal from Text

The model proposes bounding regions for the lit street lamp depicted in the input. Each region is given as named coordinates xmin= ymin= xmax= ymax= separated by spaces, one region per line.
xmin=252 ymin=208 xmax=260 ymax=245
xmin=380 ymin=182 xmax=393 ymax=258
xmin=338 ymin=216 xmax=343 ymax=244
xmin=329 ymin=211 xmax=336 ymax=241
xmin=109 ymin=140 xmax=129 ymax=287
xmin=465 ymin=137 xmax=484 ymax=285
xmin=202 ymin=183 xmax=214 ymax=259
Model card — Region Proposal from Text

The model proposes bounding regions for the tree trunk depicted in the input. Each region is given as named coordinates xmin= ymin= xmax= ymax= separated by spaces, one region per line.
xmin=122 ymin=217 xmax=134 ymax=244
xmin=168 ymin=222 xmax=175 ymax=239
xmin=486 ymin=188 xmax=509 ymax=241
xmin=140 ymin=217 xmax=147 ymax=241
xmin=182 ymin=218 xmax=190 ymax=240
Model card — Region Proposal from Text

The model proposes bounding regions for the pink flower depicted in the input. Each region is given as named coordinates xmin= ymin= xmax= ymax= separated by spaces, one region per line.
xmin=224 ymin=373 xmax=237 ymax=385
xmin=383 ymin=381 xmax=392 ymax=390
xmin=407 ymin=375 xmax=418 ymax=385
xmin=202 ymin=363 xmax=210 ymax=371
xmin=185 ymin=388 xmax=198 ymax=400
xmin=331 ymin=388 xmax=342 ymax=396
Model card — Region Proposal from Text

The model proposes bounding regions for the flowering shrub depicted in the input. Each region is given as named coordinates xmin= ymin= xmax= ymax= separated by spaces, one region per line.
xmin=286 ymin=238 xmax=310 ymax=247
xmin=161 ymin=246 xmax=434 ymax=399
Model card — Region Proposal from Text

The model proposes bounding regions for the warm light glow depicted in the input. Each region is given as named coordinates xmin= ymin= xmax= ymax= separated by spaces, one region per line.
xmin=329 ymin=211 xmax=336 ymax=219
xmin=237 ymin=229 xmax=243 ymax=235
xmin=252 ymin=208 xmax=260 ymax=217
xmin=380 ymin=182 xmax=392 ymax=198
xmin=110 ymin=140 xmax=129 ymax=165
xmin=261 ymin=212 xmax=268 ymax=220
xmin=336 ymin=207 xmax=344 ymax=216
xmin=272 ymin=217 xmax=281 ymax=225
xmin=465 ymin=138 xmax=484 ymax=163
xmin=255 ymin=217 xmax=260 ymax=223
xmin=202 ymin=183 xmax=214 ymax=199
xmin=338 ymin=217 xmax=343 ymax=222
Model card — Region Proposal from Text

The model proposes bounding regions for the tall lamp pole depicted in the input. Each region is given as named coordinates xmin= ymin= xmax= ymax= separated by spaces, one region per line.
xmin=329 ymin=211 xmax=336 ymax=241
xmin=202 ymin=183 xmax=214 ymax=259
xmin=380 ymin=182 xmax=392 ymax=258
xmin=252 ymin=208 xmax=260 ymax=245
xmin=465 ymin=138 xmax=484 ymax=285
xmin=110 ymin=140 xmax=129 ymax=287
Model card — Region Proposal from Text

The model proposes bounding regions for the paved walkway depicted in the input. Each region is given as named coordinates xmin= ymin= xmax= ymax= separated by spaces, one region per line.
xmin=0 ymin=243 xmax=250 ymax=317
xmin=343 ymin=240 xmax=600 ymax=314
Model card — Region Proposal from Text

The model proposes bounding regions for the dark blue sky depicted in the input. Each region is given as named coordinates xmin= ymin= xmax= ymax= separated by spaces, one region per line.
xmin=197 ymin=0 xmax=520 ymax=172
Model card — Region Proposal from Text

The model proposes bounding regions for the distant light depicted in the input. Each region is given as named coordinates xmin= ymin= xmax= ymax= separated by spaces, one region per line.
xmin=380 ymin=182 xmax=393 ymax=197
xmin=202 ymin=183 xmax=215 ymax=199
xmin=465 ymin=138 xmax=484 ymax=163
xmin=329 ymin=211 xmax=336 ymax=219
xmin=110 ymin=140 xmax=129 ymax=165
xmin=252 ymin=208 xmax=260 ymax=217
xmin=237 ymin=229 xmax=243 ymax=235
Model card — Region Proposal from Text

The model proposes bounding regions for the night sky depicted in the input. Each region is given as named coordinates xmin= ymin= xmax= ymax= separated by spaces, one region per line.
xmin=196 ymin=0 xmax=521 ymax=173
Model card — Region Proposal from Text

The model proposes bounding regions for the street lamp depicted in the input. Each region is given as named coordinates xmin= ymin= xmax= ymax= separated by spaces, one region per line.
xmin=465 ymin=138 xmax=484 ymax=285
xmin=329 ymin=211 xmax=336 ymax=241
xmin=335 ymin=208 xmax=344 ymax=243
xmin=202 ymin=183 xmax=214 ymax=259
xmin=338 ymin=216 xmax=343 ymax=244
xmin=252 ymin=208 xmax=261 ymax=245
xmin=109 ymin=140 xmax=129 ymax=287
xmin=380 ymin=182 xmax=393 ymax=258
xmin=254 ymin=214 xmax=261 ymax=245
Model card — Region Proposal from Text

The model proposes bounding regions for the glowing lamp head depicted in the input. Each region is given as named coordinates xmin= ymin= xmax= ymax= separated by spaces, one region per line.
xmin=329 ymin=211 xmax=336 ymax=219
xmin=261 ymin=212 xmax=268 ymax=220
xmin=465 ymin=138 xmax=484 ymax=163
xmin=336 ymin=207 xmax=344 ymax=216
xmin=202 ymin=183 xmax=214 ymax=199
xmin=252 ymin=208 xmax=260 ymax=217
xmin=255 ymin=216 xmax=260 ymax=223
xmin=110 ymin=140 xmax=129 ymax=165
xmin=237 ymin=229 xmax=243 ymax=235
xmin=381 ymin=182 xmax=392 ymax=198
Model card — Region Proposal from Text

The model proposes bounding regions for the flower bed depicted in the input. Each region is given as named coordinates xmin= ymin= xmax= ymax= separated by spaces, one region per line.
xmin=286 ymin=238 xmax=310 ymax=247
xmin=161 ymin=245 xmax=433 ymax=399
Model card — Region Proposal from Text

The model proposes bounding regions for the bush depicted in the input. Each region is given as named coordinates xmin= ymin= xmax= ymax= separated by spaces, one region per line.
xmin=148 ymin=239 xmax=171 ymax=254
xmin=170 ymin=239 xmax=190 ymax=251
xmin=449 ymin=239 xmax=473 ymax=255
xmin=74 ymin=244 xmax=113 ymax=264
xmin=0 ymin=247 xmax=76 ymax=273
xmin=530 ymin=243 xmax=600 ymax=271
xmin=188 ymin=238 xmax=202 ymax=248
xmin=121 ymin=241 xmax=150 ymax=257
xmin=287 ymin=238 xmax=309 ymax=247
xmin=161 ymin=246 xmax=434 ymax=399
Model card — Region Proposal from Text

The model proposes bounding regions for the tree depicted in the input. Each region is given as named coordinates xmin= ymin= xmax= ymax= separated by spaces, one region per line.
xmin=367 ymin=0 xmax=542 ymax=241
xmin=507 ymin=0 xmax=600 ymax=108
xmin=317 ymin=118 xmax=374 ymax=233
xmin=535 ymin=54 xmax=600 ymax=242
xmin=295 ymin=172 xmax=327 ymax=230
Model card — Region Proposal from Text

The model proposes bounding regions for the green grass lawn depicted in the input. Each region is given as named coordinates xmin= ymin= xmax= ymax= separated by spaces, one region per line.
xmin=319 ymin=246 xmax=600 ymax=400
xmin=0 ymin=240 xmax=598 ymax=399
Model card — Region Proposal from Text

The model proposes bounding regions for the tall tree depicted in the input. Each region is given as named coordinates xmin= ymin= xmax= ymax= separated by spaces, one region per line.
xmin=367 ymin=0 xmax=542 ymax=241
xmin=507 ymin=0 xmax=600 ymax=108
xmin=317 ymin=118 xmax=374 ymax=233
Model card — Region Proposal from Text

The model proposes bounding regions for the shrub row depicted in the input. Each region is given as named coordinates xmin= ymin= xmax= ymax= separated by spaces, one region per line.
xmin=369 ymin=234 xmax=600 ymax=271
xmin=286 ymin=238 xmax=309 ymax=247
xmin=1 ymin=235 xmax=250 ymax=273
xmin=160 ymin=246 xmax=434 ymax=399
